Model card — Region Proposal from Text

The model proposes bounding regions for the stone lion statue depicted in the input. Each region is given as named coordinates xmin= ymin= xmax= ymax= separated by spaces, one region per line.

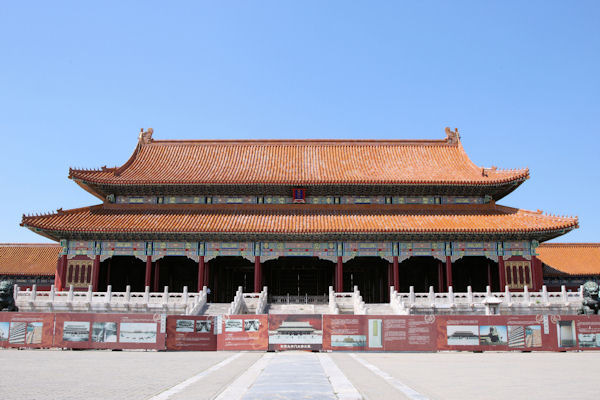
xmin=579 ymin=281 xmax=600 ymax=315
xmin=0 ymin=280 xmax=18 ymax=312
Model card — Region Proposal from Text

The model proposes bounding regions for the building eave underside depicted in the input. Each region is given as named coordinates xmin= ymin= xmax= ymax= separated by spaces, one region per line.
xmin=25 ymin=227 xmax=573 ymax=243
xmin=75 ymin=180 xmax=526 ymax=200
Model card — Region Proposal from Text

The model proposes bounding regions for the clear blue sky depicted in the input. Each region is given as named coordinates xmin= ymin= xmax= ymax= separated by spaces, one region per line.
xmin=1 ymin=1 xmax=598 ymax=243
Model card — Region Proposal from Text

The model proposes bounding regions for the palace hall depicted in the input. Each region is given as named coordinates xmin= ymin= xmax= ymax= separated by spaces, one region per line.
xmin=19 ymin=128 xmax=579 ymax=303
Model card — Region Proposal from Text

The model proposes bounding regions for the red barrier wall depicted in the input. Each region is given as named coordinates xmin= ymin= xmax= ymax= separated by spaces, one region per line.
xmin=0 ymin=312 xmax=54 ymax=348
xmin=53 ymin=313 xmax=166 ymax=350
xmin=217 ymin=315 xmax=268 ymax=351
xmin=166 ymin=316 xmax=217 ymax=351
xmin=3 ymin=311 xmax=600 ymax=352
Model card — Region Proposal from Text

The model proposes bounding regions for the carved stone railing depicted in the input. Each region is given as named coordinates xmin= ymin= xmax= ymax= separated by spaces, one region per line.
xmin=14 ymin=285 xmax=207 ymax=315
xmin=390 ymin=285 xmax=583 ymax=315
xmin=227 ymin=286 xmax=245 ymax=315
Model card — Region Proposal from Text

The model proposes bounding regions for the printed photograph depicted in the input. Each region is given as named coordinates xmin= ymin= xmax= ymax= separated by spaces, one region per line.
xmin=196 ymin=320 xmax=212 ymax=333
xmin=331 ymin=335 xmax=367 ymax=347
xmin=508 ymin=325 xmax=525 ymax=347
xmin=525 ymin=325 xmax=542 ymax=347
xmin=9 ymin=322 xmax=26 ymax=344
xmin=446 ymin=325 xmax=479 ymax=346
xmin=63 ymin=321 xmax=90 ymax=342
xmin=479 ymin=326 xmax=508 ymax=346
xmin=119 ymin=322 xmax=157 ymax=343
xmin=26 ymin=322 xmax=43 ymax=344
xmin=557 ymin=321 xmax=576 ymax=348
xmin=176 ymin=319 xmax=195 ymax=333
xmin=0 ymin=322 xmax=9 ymax=341
xmin=225 ymin=319 xmax=243 ymax=332
xmin=92 ymin=322 xmax=117 ymax=343
xmin=577 ymin=333 xmax=599 ymax=348
xmin=244 ymin=319 xmax=260 ymax=332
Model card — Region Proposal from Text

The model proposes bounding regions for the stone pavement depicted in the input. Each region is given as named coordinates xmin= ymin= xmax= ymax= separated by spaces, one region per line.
xmin=2 ymin=349 xmax=600 ymax=399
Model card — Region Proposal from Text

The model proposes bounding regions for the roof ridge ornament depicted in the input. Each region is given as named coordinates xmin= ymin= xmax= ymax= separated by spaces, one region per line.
xmin=138 ymin=128 xmax=154 ymax=145
xmin=445 ymin=127 xmax=460 ymax=144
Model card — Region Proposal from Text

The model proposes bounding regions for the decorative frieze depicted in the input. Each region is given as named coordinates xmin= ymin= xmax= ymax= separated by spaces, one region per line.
xmin=451 ymin=242 xmax=498 ymax=262
xmin=343 ymin=242 xmax=393 ymax=262
xmin=112 ymin=195 xmax=488 ymax=205
xmin=399 ymin=242 xmax=446 ymax=262
xmin=59 ymin=239 xmax=536 ymax=264
xmin=260 ymin=242 xmax=337 ymax=262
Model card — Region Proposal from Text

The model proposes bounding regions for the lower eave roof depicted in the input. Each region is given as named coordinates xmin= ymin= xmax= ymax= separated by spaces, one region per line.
xmin=21 ymin=203 xmax=578 ymax=242
xmin=538 ymin=243 xmax=600 ymax=276
xmin=0 ymin=243 xmax=59 ymax=276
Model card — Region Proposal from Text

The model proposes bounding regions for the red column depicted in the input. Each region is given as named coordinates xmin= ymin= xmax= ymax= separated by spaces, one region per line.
xmin=92 ymin=255 xmax=100 ymax=291
xmin=531 ymin=255 xmax=543 ymax=291
xmin=153 ymin=259 xmax=160 ymax=291
xmin=445 ymin=256 xmax=453 ymax=290
xmin=393 ymin=256 xmax=399 ymax=292
xmin=336 ymin=256 xmax=343 ymax=292
xmin=498 ymin=255 xmax=506 ymax=290
xmin=198 ymin=256 xmax=205 ymax=292
xmin=254 ymin=256 xmax=262 ymax=293
xmin=144 ymin=256 xmax=152 ymax=288
xmin=388 ymin=263 xmax=393 ymax=290
xmin=437 ymin=260 xmax=444 ymax=293
xmin=55 ymin=255 xmax=67 ymax=291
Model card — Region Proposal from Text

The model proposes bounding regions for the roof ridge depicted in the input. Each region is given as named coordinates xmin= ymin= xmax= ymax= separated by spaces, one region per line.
xmin=0 ymin=243 xmax=60 ymax=246
xmin=540 ymin=243 xmax=600 ymax=247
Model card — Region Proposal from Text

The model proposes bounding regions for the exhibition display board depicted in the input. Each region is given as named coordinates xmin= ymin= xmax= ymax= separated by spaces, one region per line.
xmin=323 ymin=315 xmax=437 ymax=351
xmin=54 ymin=313 xmax=166 ymax=350
xmin=0 ymin=312 xmax=54 ymax=348
xmin=2 ymin=312 xmax=600 ymax=352
xmin=166 ymin=316 xmax=217 ymax=351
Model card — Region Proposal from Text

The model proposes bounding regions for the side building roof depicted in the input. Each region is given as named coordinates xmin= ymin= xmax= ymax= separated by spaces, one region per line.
xmin=538 ymin=243 xmax=600 ymax=276
xmin=68 ymin=128 xmax=529 ymax=199
xmin=0 ymin=243 xmax=59 ymax=276
xmin=21 ymin=203 xmax=578 ymax=242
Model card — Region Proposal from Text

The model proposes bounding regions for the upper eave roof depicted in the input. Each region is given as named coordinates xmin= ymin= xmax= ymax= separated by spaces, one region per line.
xmin=538 ymin=243 xmax=600 ymax=276
xmin=0 ymin=243 xmax=59 ymax=276
xmin=21 ymin=203 xmax=578 ymax=242
xmin=68 ymin=128 xmax=529 ymax=192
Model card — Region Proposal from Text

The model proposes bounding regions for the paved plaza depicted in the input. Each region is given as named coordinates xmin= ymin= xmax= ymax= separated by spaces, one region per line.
xmin=1 ymin=349 xmax=599 ymax=399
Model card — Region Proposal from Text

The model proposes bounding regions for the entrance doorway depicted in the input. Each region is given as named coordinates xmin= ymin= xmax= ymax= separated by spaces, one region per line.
xmin=452 ymin=256 xmax=499 ymax=292
xmin=157 ymin=256 xmax=197 ymax=292
xmin=398 ymin=256 xmax=441 ymax=292
xmin=207 ymin=256 xmax=254 ymax=303
xmin=98 ymin=256 xmax=145 ymax=292
xmin=263 ymin=257 xmax=334 ymax=299
xmin=343 ymin=257 xmax=390 ymax=302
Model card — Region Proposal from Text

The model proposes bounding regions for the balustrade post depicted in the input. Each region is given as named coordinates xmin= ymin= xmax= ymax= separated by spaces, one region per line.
xmin=504 ymin=285 xmax=511 ymax=305
xmin=409 ymin=286 xmax=415 ymax=305
xmin=467 ymin=286 xmax=473 ymax=305
xmin=524 ymin=285 xmax=530 ymax=304
xmin=144 ymin=286 xmax=150 ymax=303
xmin=87 ymin=285 xmax=93 ymax=302
xmin=68 ymin=285 xmax=74 ymax=302
xmin=125 ymin=285 xmax=131 ymax=302
xmin=32 ymin=284 xmax=37 ymax=301
xmin=448 ymin=286 xmax=454 ymax=306
xmin=183 ymin=286 xmax=188 ymax=305
xmin=49 ymin=285 xmax=55 ymax=302
xmin=106 ymin=285 xmax=112 ymax=303
xmin=542 ymin=285 xmax=549 ymax=304
xmin=561 ymin=285 xmax=568 ymax=303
